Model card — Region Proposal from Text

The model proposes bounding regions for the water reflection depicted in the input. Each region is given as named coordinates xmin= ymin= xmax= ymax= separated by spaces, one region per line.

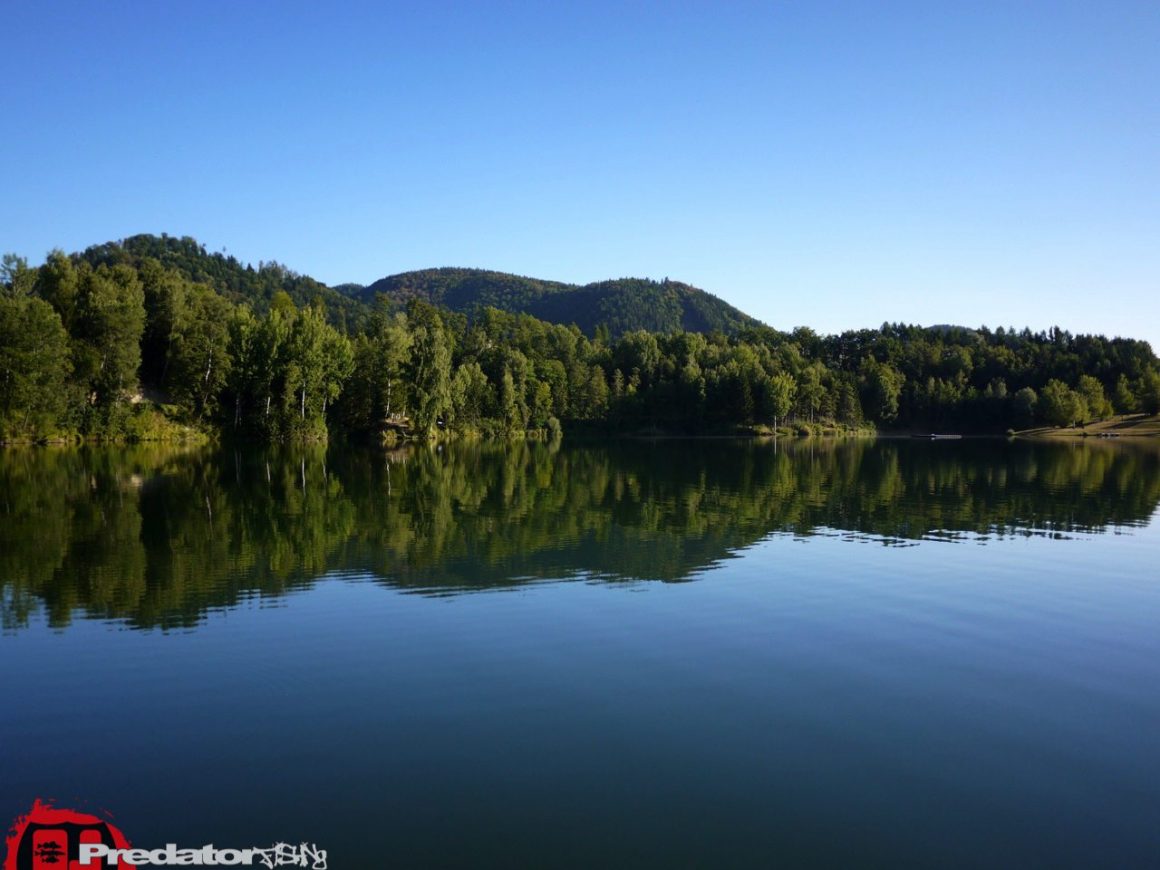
xmin=2 ymin=438 xmax=1158 ymax=629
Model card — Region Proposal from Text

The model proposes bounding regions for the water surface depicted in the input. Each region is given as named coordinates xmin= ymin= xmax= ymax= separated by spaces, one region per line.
xmin=2 ymin=439 xmax=1158 ymax=867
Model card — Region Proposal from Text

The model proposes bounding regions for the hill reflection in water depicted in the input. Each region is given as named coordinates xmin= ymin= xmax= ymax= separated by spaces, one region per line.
xmin=2 ymin=438 xmax=1158 ymax=630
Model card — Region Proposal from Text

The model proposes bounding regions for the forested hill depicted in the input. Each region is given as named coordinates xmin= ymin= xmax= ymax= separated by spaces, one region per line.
xmin=355 ymin=269 xmax=758 ymax=337
xmin=3 ymin=233 xmax=1160 ymax=445
xmin=79 ymin=237 xmax=758 ymax=338
xmin=80 ymin=234 xmax=366 ymax=330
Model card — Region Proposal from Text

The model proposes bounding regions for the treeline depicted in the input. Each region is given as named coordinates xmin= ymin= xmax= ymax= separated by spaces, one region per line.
xmin=0 ymin=250 xmax=353 ymax=440
xmin=2 ymin=241 xmax=1159 ymax=442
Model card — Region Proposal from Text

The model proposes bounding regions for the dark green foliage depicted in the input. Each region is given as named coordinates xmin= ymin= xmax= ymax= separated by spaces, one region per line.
xmin=0 ymin=295 xmax=71 ymax=438
xmin=406 ymin=301 xmax=453 ymax=434
xmin=862 ymin=360 xmax=905 ymax=423
xmin=1077 ymin=375 xmax=1112 ymax=420
xmin=1040 ymin=379 xmax=1086 ymax=427
xmin=33 ymin=253 xmax=150 ymax=430
xmin=449 ymin=361 xmax=492 ymax=429
xmin=34 ymin=250 xmax=82 ymax=331
xmin=1 ymin=254 xmax=36 ymax=297
xmin=362 ymin=270 xmax=756 ymax=338
xmin=137 ymin=257 xmax=187 ymax=385
xmin=358 ymin=267 xmax=573 ymax=313
xmin=1114 ymin=375 xmax=1137 ymax=414
xmin=166 ymin=286 xmax=234 ymax=421
xmin=1012 ymin=387 xmax=1038 ymax=427
xmin=70 ymin=263 xmax=147 ymax=429
xmin=335 ymin=311 xmax=413 ymax=434
xmin=3 ymin=236 xmax=1159 ymax=441
xmin=281 ymin=305 xmax=354 ymax=437
xmin=81 ymin=234 xmax=364 ymax=330
xmin=1137 ymin=371 xmax=1160 ymax=415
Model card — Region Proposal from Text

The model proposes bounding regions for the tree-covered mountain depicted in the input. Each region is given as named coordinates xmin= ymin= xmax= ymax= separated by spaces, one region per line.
xmin=3 ymin=233 xmax=1160 ymax=444
xmin=354 ymin=268 xmax=758 ymax=337
xmin=80 ymin=234 xmax=366 ymax=330
xmin=354 ymin=267 xmax=572 ymax=311
xmin=75 ymin=237 xmax=759 ymax=338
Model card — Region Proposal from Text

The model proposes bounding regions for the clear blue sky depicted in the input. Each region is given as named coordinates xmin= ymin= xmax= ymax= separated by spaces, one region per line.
xmin=3 ymin=1 xmax=1158 ymax=348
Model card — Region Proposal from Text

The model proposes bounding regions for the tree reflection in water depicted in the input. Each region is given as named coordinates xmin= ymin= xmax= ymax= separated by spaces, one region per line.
xmin=2 ymin=438 xmax=1157 ymax=630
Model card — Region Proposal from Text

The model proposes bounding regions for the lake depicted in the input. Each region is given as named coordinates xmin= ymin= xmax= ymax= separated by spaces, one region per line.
xmin=2 ymin=438 xmax=1159 ymax=867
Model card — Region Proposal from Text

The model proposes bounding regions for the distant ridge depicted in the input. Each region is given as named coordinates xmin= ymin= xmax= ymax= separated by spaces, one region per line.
xmin=351 ymin=268 xmax=759 ymax=337
xmin=79 ymin=236 xmax=761 ymax=337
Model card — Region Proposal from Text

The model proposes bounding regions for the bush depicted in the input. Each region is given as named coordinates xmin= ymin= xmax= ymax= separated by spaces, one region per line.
xmin=123 ymin=404 xmax=208 ymax=443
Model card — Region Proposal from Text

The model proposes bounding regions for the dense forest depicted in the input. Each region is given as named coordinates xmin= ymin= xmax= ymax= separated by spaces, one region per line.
xmin=357 ymin=268 xmax=758 ymax=336
xmin=1 ymin=234 xmax=1159 ymax=443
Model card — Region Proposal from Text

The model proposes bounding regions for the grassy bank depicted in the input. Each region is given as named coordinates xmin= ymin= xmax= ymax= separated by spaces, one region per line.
xmin=1015 ymin=413 xmax=1160 ymax=439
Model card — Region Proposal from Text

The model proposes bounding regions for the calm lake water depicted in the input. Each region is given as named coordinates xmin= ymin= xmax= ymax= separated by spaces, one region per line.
xmin=2 ymin=439 xmax=1159 ymax=867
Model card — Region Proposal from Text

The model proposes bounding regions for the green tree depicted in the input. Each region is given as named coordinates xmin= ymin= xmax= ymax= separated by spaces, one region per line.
xmin=1136 ymin=370 xmax=1160 ymax=415
xmin=339 ymin=311 xmax=412 ymax=433
xmin=497 ymin=368 xmax=522 ymax=431
xmin=766 ymin=372 xmax=796 ymax=429
xmin=1039 ymin=379 xmax=1086 ymax=427
xmin=529 ymin=380 xmax=553 ymax=428
xmin=614 ymin=331 xmax=662 ymax=390
xmin=167 ymin=285 xmax=234 ymax=421
xmin=797 ymin=363 xmax=825 ymax=423
xmin=224 ymin=307 xmax=261 ymax=429
xmin=274 ymin=305 xmax=353 ymax=437
xmin=537 ymin=359 xmax=569 ymax=418
xmin=1012 ymin=387 xmax=1037 ymax=427
xmin=252 ymin=306 xmax=293 ymax=431
xmin=837 ymin=380 xmax=863 ymax=424
xmin=582 ymin=367 xmax=609 ymax=419
xmin=0 ymin=296 xmax=71 ymax=437
xmin=449 ymin=362 xmax=491 ymax=429
xmin=862 ymin=360 xmax=904 ymax=423
xmin=72 ymin=264 xmax=146 ymax=418
xmin=407 ymin=302 xmax=453 ymax=434
xmin=1 ymin=254 xmax=35 ymax=297
xmin=34 ymin=250 xmax=81 ymax=331
xmin=137 ymin=259 xmax=187 ymax=386
xmin=1076 ymin=375 xmax=1111 ymax=420
xmin=1113 ymin=374 xmax=1137 ymax=415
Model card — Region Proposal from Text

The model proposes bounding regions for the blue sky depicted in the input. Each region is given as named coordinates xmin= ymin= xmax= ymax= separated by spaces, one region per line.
xmin=3 ymin=1 xmax=1158 ymax=348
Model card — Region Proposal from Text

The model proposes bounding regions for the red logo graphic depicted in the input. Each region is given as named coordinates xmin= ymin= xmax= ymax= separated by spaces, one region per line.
xmin=4 ymin=801 xmax=132 ymax=870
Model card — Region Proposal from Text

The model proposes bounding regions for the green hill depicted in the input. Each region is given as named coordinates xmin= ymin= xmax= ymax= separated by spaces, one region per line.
xmin=5 ymin=233 xmax=1160 ymax=444
xmin=356 ymin=268 xmax=757 ymax=337
xmin=354 ymin=267 xmax=572 ymax=311
xmin=79 ymin=234 xmax=366 ymax=329
xmin=77 ymin=239 xmax=758 ymax=338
